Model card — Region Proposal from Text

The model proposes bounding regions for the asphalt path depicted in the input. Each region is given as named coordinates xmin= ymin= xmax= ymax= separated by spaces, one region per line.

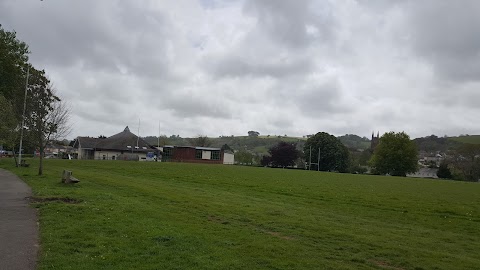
xmin=0 ymin=168 xmax=38 ymax=270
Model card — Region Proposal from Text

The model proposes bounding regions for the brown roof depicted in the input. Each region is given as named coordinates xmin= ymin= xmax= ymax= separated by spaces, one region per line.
xmin=76 ymin=126 xmax=157 ymax=152
xmin=76 ymin=137 xmax=99 ymax=149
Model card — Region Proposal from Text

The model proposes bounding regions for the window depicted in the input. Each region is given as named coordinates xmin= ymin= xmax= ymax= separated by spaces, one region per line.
xmin=195 ymin=150 xmax=202 ymax=159
xmin=211 ymin=151 xmax=220 ymax=160
xmin=164 ymin=147 xmax=173 ymax=157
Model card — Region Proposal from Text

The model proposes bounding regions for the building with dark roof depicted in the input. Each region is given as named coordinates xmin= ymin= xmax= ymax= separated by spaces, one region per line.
xmin=73 ymin=126 xmax=157 ymax=160
xmin=162 ymin=146 xmax=224 ymax=164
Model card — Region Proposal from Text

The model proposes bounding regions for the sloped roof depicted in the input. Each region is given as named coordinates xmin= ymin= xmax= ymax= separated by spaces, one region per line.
xmin=195 ymin=147 xmax=221 ymax=151
xmin=76 ymin=137 xmax=99 ymax=149
xmin=173 ymin=146 xmax=221 ymax=151
xmin=76 ymin=126 xmax=156 ymax=152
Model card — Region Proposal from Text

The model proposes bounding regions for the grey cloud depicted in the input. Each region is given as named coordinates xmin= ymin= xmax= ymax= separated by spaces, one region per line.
xmin=295 ymin=81 xmax=343 ymax=115
xmin=166 ymin=96 xmax=234 ymax=119
xmin=142 ymin=84 xmax=235 ymax=120
xmin=406 ymin=0 xmax=480 ymax=82
xmin=74 ymin=100 xmax=133 ymax=129
xmin=243 ymin=0 xmax=335 ymax=49
xmin=424 ymin=82 xmax=480 ymax=109
xmin=0 ymin=1 xmax=171 ymax=77
xmin=2 ymin=0 xmax=480 ymax=139
xmin=207 ymin=55 xmax=314 ymax=78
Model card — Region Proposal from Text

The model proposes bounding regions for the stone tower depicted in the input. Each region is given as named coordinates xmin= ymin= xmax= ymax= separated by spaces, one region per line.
xmin=371 ymin=131 xmax=380 ymax=151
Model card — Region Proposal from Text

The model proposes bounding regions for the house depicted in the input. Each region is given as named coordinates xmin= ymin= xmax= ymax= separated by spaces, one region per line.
xmin=43 ymin=144 xmax=74 ymax=158
xmin=73 ymin=126 xmax=158 ymax=161
xmin=161 ymin=145 xmax=232 ymax=164
xmin=418 ymin=151 xmax=444 ymax=167
xmin=407 ymin=168 xmax=439 ymax=179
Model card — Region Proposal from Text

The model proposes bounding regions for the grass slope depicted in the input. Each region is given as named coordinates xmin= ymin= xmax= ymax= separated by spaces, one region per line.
xmin=1 ymin=159 xmax=480 ymax=269
xmin=450 ymin=135 xmax=480 ymax=144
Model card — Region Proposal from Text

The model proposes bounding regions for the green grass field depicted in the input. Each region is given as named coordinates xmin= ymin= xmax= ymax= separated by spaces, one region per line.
xmin=1 ymin=159 xmax=480 ymax=270
xmin=449 ymin=135 xmax=480 ymax=144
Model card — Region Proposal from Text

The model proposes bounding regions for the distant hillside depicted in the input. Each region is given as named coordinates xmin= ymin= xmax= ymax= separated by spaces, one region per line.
xmin=337 ymin=134 xmax=371 ymax=150
xmin=449 ymin=135 xmax=480 ymax=144
xmin=413 ymin=135 xmax=463 ymax=152
xmin=143 ymin=135 xmax=307 ymax=155
xmin=143 ymin=133 xmax=376 ymax=156
xmin=145 ymin=133 xmax=480 ymax=155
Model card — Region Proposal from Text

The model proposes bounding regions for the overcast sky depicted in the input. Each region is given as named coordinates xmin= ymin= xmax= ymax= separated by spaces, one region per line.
xmin=1 ymin=0 xmax=480 ymax=139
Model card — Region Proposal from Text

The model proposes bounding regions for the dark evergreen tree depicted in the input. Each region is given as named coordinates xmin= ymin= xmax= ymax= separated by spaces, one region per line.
xmin=437 ymin=162 xmax=452 ymax=179
xmin=268 ymin=141 xmax=300 ymax=168
xmin=304 ymin=132 xmax=349 ymax=172
xmin=260 ymin=155 xmax=272 ymax=167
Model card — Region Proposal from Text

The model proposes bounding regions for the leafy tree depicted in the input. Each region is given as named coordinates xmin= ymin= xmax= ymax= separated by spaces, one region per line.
xmin=260 ymin=155 xmax=272 ymax=166
xmin=0 ymin=25 xmax=30 ymax=154
xmin=304 ymin=132 xmax=349 ymax=172
xmin=0 ymin=95 xmax=17 ymax=148
xmin=1 ymin=25 xmax=70 ymax=173
xmin=221 ymin=144 xmax=233 ymax=152
xmin=235 ymin=149 xmax=254 ymax=165
xmin=369 ymin=131 xmax=418 ymax=176
xmin=437 ymin=161 xmax=452 ymax=179
xmin=348 ymin=151 xmax=366 ymax=174
xmin=188 ymin=135 xmax=211 ymax=147
xmin=268 ymin=141 xmax=300 ymax=168
xmin=24 ymin=69 xmax=70 ymax=175
xmin=449 ymin=144 xmax=480 ymax=181
xmin=0 ymin=25 xmax=30 ymax=118
xmin=248 ymin=131 xmax=260 ymax=137
xmin=156 ymin=135 xmax=169 ymax=146
xmin=358 ymin=149 xmax=372 ymax=166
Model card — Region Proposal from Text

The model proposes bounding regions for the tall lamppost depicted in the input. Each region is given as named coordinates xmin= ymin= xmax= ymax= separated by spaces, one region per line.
xmin=18 ymin=67 xmax=29 ymax=166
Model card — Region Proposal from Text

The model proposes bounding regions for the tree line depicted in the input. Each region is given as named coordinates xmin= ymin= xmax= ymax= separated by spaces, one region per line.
xmin=0 ymin=25 xmax=70 ymax=175
xmin=257 ymin=131 xmax=417 ymax=176
xmin=145 ymin=130 xmax=479 ymax=181
xmin=260 ymin=131 xmax=479 ymax=182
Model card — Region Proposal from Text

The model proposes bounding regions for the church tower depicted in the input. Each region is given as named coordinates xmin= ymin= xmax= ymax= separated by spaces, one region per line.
xmin=371 ymin=131 xmax=380 ymax=151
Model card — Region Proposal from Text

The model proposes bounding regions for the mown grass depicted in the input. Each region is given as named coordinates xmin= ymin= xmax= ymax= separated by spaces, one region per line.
xmin=1 ymin=158 xmax=480 ymax=270
xmin=450 ymin=135 xmax=480 ymax=144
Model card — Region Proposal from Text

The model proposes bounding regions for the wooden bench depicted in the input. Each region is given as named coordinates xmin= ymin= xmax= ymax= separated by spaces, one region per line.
xmin=20 ymin=160 xmax=30 ymax=167
xmin=61 ymin=170 xmax=80 ymax=184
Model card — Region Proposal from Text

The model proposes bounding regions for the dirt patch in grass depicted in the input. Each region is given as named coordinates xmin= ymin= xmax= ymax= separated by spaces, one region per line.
xmin=207 ymin=215 xmax=293 ymax=239
xmin=28 ymin=196 xmax=82 ymax=204
xmin=207 ymin=215 xmax=230 ymax=225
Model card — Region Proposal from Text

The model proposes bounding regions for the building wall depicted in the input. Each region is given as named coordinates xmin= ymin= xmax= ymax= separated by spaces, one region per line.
xmin=94 ymin=150 xmax=149 ymax=161
xmin=94 ymin=150 xmax=123 ymax=160
xmin=171 ymin=147 xmax=223 ymax=164
xmin=78 ymin=148 xmax=95 ymax=160
xmin=223 ymin=153 xmax=234 ymax=165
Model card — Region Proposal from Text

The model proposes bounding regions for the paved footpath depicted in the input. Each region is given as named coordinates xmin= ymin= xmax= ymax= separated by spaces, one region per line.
xmin=0 ymin=168 xmax=38 ymax=270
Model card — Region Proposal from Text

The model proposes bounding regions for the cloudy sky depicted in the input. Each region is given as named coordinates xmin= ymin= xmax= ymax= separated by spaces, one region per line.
xmin=1 ymin=0 xmax=480 ymax=139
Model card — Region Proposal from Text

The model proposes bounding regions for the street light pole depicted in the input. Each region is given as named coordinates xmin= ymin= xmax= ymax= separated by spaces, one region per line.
xmin=18 ymin=67 xmax=29 ymax=167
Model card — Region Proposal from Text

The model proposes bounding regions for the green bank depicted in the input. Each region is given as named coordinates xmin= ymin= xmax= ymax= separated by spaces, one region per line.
xmin=1 ymin=159 xmax=479 ymax=269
